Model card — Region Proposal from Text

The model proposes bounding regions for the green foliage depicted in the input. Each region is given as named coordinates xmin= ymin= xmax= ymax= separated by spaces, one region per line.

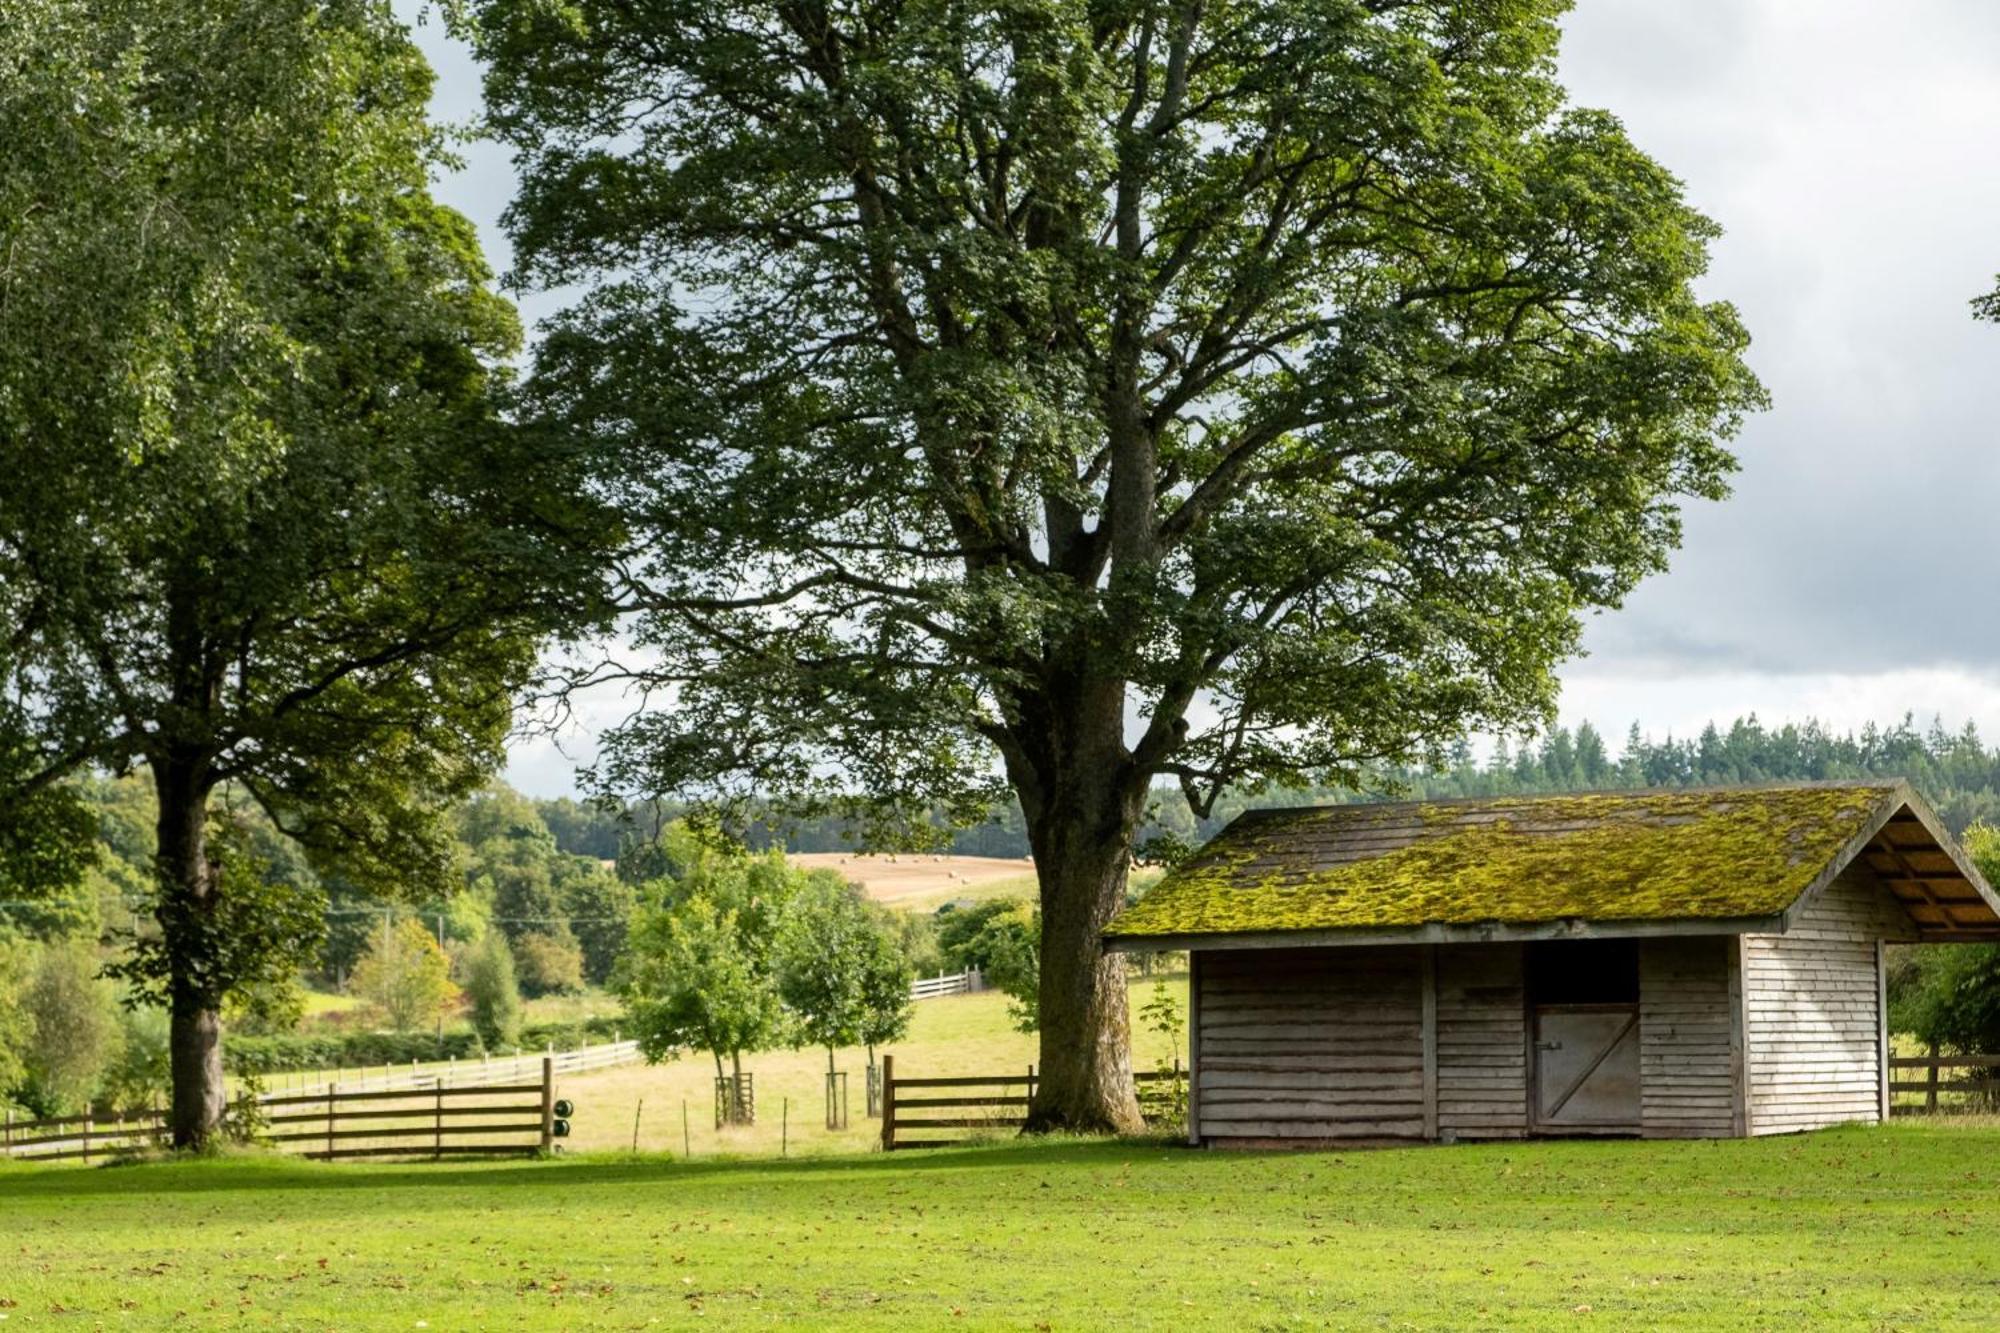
xmin=101 ymin=1006 xmax=172 ymax=1113
xmin=1137 ymin=979 xmax=1188 ymax=1131
xmin=463 ymin=0 xmax=1759 ymax=1123
xmin=0 ymin=741 xmax=96 ymax=911
xmin=14 ymin=939 xmax=123 ymax=1117
xmin=456 ymin=786 xmax=637 ymax=985
xmin=513 ymin=928 xmax=585 ymax=998
xmin=974 ymin=906 xmax=1042 ymax=1035
xmin=0 ymin=0 xmax=608 ymax=1138
xmin=0 ymin=932 xmax=35 ymax=1098
xmin=224 ymin=975 xmax=309 ymax=1038
xmin=1890 ymin=822 xmax=2000 ymax=1051
xmin=223 ymin=1029 xmax=487 ymax=1077
xmin=560 ymin=865 xmax=637 ymax=987
xmin=463 ymin=929 xmax=525 ymax=1050
xmin=351 ymin=918 xmax=460 ymax=1035
xmin=105 ymin=817 xmax=326 ymax=1016
xmin=466 ymin=0 xmax=1760 ymax=823
xmin=936 ymin=900 xmax=1026 ymax=975
xmin=614 ymin=835 xmax=807 ymax=1074
xmin=774 ymin=874 xmax=914 ymax=1068
xmin=220 ymin=1073 xmax=271 ymax=1148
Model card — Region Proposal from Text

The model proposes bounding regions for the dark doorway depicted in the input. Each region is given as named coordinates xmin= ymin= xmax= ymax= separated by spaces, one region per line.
xmin=1526 ymin=940 xmax=1641 ymax=1135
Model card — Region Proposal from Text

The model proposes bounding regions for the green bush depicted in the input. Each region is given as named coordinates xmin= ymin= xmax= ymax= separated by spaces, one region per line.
xmin=221 ymin=1015 xmax=627 ymax=1074
xmin=223 ymin=1030 xmax=485 ymax=1076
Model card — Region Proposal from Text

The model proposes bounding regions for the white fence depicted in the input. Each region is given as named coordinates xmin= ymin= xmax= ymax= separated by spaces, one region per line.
xmin=910 ymin=969 xmax=985 ymax=1001
xmin=248 ymin=1038 xmax=644 ymax=1100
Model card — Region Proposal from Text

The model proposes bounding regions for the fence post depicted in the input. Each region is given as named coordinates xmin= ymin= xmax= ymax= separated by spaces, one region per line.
xmin=539 ymin=1057 xmax=555 ymax=1154
xmin=82 ymin=1112 xmax=92 ymax=1165
xmin=434 ymin=1084 xmax=444 ymax=1161
xmin=326 ymin=1083 xmax=336 ymax=1160
xmin=1927 ymin=1042 xmax=1940 ymax=1113
xmin=880 ymin=1055 xmax=896 ymax=1152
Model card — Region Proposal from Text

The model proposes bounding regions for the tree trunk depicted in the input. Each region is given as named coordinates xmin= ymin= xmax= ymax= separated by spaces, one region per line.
xmin=155 ymin=755 xmax=224 ymax=1150
xmin=1016 ymin=705 xmax=1148 ymax=1135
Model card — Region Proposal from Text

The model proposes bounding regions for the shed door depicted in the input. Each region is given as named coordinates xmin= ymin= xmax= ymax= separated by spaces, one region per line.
xmin=1526 ymin=940 xmax=1640 ymax=1135
xmin=1532 ymin=1005 xmax=1640 ymax=1131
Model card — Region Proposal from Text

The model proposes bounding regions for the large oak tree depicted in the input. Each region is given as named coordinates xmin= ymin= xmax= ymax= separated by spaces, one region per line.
xmin=464 ymin=0 xmax=1764 ymax=1130
xmin=0 ymin=1 xmax=602 ymax=1145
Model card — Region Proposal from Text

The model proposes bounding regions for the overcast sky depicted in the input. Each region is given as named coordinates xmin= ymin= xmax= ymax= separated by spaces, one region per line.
xmin=402 ymin=3 xmax=2000 ymax=797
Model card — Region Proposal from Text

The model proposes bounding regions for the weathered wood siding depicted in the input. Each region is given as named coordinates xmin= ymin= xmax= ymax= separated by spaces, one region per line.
xmin=1743 ymin=865 xmax=1918 ymax=1135
xmin=1435 ymin=944 xmax=1527 ymax=1140
xmin=1638 ymin=936 xmax=1738 ymax=1138
xmin=1196 ymin=947 xmax=1425 ymax=1141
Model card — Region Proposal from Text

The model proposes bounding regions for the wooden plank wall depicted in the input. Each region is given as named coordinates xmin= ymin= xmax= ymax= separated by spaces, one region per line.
xmin=1434 ymin=944 xmax=1527 ymax=1140
xmin=1637 ymin=937 xmax=1737 ymax=1138
xmin=1196 ymin=947 xmax=1426 ymax=1141
xmin=1743 ymin=864 xmax=1919 ymax=1135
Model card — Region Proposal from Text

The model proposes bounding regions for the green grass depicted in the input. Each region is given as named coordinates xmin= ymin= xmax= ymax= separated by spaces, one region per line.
xmin=544 ymin=976 xmax=1189 ymax=1158
xmin=2 ymin=1125 xmax=1997 ymax=1328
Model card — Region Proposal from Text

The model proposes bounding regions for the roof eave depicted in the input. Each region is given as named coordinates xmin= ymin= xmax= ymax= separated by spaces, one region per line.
xmin=1104 ymin=911 xmax=1792 ymax=954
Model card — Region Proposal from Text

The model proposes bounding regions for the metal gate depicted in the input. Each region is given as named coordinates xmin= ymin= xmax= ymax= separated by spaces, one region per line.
xmin=1531 ymin=1004 xmax=1640 ymax=1133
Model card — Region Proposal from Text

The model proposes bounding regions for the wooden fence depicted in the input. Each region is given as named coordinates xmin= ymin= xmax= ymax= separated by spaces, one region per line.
xmin=879 ymin=1056 xmax=1183 ymax=1149
xmin=245 ymin=1036 xmax=642 ymax=1100
xmin=5 ymin=1058 xmax=559 ymax=1164
xmin=1 ymin=1106 xmax=168 ymax=1163
xmin=909 ymin=969 xmax=986 ymax=1001
xmin=1889 ymin=1052 xmax=2000 ymax=1113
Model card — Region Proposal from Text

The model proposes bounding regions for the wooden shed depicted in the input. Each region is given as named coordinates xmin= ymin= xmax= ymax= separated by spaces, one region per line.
xmin=1104 ymin=782 xmax=2000 ymax=1146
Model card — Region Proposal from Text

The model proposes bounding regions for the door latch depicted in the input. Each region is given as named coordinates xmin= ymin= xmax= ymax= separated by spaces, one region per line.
xmin=1537 ymin=1041 xmax=1563 ymax=1051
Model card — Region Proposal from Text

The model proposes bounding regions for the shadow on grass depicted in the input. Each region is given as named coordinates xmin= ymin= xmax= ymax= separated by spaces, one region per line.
xmin=0 ymin=1134 xmax=1191 ymax=1201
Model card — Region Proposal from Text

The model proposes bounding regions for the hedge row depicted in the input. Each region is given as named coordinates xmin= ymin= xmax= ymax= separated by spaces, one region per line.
xmin=222 ymin=1015 xmax=627 ymax=1075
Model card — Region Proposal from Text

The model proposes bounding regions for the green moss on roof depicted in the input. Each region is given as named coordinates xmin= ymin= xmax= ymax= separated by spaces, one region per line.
xmin=1106 ymin=785 xmax=1904 ymax=940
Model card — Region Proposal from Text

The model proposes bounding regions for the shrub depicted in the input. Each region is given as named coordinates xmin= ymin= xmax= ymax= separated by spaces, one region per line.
xmin=463 ymin=930 xmax=524 ymax=1049
xmin=15 ymin=940 xmax=122 ymax=1116
xmin=101 ymin=1005 xmax=172 ymax=1113
xmin=514 ymin=930 xmax=585 ymax=997
xmin=223 ymin=1030 xmax=485 ymax=1076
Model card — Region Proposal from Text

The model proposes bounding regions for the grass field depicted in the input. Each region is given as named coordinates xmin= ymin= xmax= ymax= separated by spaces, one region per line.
xmin=788 ymin=852 xmax=1040 ymax=911
xmin=551 ymin=978 xmax=1188 ymax=1157
xmin=3 ymin=1124 xmax=1997 ymax=1328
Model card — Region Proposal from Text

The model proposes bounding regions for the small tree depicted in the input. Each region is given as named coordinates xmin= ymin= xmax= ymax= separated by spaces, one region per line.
xmin=17 ymin=940 xmax=123 ymax=1117
xmin=464 ymin=930 xmax=525 ymax=1050
xmin=775 ymin=874 xmax=908 ymax=1074
xmin=351 ymin=918 xmax=459 ymax=1035
xmin=855 ymin=918 xmax=916 ymax=1076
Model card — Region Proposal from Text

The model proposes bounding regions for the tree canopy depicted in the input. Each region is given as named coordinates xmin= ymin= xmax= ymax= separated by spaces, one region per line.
xmin=0 ymin=0 xmax=604 ymax=1145
xmin=463 ymin=0 xmax=1762 ymax=1129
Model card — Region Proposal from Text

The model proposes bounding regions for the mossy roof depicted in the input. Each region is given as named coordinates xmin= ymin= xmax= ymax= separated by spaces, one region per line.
xmin=1106 ymin=783 xmax=1919 ymax=942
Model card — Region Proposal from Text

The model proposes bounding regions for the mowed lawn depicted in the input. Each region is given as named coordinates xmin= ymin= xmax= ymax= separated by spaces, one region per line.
xmin=4 ymin=1125 xmax=1998 ymax=1329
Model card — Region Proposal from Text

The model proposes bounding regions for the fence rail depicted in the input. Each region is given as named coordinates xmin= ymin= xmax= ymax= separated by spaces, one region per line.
xmin=242 ymin=1037 xmax=642 ymax=1100
xmin=1889 ymin=1053 xmax=2000 ymax=1112
xmin=879 ymin=1056 xmax=1183 ymax=1149
xmin=909 ymin=969 xmax=985 ymax=1001
xmin=5 ymin=1060 xmax=561 ymax=1164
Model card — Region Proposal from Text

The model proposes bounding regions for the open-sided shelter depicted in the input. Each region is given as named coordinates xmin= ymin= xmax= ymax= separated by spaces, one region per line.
xmin=1105 ymin=782 xmax=2000 ymax=1145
